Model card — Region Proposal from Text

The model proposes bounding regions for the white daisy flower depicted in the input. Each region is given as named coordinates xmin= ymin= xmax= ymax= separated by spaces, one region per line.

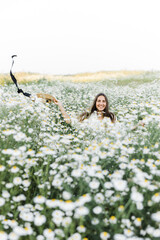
xmin=62 ymin=217 xmax=72 ymax=227
xmin=0 ymin=231 xmax=8 ymax=240
xmin=0 ymin=197 xmax=5 ymax=207
xmin=124 ymin=229 xmax=134 ymax=237
xmin=2 ymin=190 xmax=10 ymax=199
xmin=10 ymin=166 xmax=20 ymax=173
xmin=34 ymin=215 xmax=46 ymax=226
xmin=151 ymin=211 xmax=160 ymax=222
xmin=134 ymin=217 xmax=142 ymax=227
xmin=114 ymin=234 xmax=126 ymax=240
xmin=43 ymin=229 xmax=55 ymax=240
xmin=112 ymin=179 xmax=127 ymax=191
xmin=0 ymin=165 xmax=5 ymax=171
xmin=19 ymin=212 xmax=34 ymax=222
xmin=77 ymin=225 xmax=86 ymax=233
xmin=94 ymin=193 xmax=105 ymax=203
xmin=33 ymin=196 xmax=46 ymax=204
xmin=8 ymin=232 xmax=19 ymax=240
xmin=62 ymin=191 xmax=72 ymax=200
xmin=36 ymin=235 xmax=45 ymax=240
xmin=13 ymin=177 xmax=22 ymax=186
xmin=74 ymin=206 xmax=89 ymax=217
xmin=93 ymin=206 xmax=102 ymax=214
xmin=91 ymin=218 xmax=99 ymax=225
xmin=68 ymin=232 xmax=81 ymax=240
xmin=131 ymin=191 xmax=144 ymax=203
xmin=89 ymin=179 xmax=100 ymax=189
xmin=100 ymin=232 xmax=110 ymax=240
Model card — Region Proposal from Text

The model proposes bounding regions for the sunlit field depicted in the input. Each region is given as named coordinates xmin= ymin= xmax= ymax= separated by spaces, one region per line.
xmin=0 ymin=70 xmax=148 ymax=84
xmin=0 ymin=71 xmax=160 ymax=240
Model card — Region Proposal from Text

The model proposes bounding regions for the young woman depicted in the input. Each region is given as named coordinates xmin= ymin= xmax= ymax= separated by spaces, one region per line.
xmin=53 ymin=93 xmax=116 ymax=125
xmin=52 ymin=93 xmax=145 ymax=130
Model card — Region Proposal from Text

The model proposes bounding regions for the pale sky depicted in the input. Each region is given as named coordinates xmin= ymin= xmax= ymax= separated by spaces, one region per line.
xmin=0 ymin=0 xmax=160 ymax=75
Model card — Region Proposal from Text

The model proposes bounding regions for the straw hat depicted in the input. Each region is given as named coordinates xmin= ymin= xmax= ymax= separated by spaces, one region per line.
xmin=36 ymin=93 xmax=57 ymax=103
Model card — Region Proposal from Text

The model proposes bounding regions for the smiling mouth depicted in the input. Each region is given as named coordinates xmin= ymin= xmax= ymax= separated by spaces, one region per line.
xmin=97 ymin=106 xmax=105 ymax=110
xmin=98 ymin=105 xmax=105 ymax=108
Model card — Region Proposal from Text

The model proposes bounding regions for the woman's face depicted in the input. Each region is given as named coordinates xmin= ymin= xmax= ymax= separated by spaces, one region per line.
xmin=96 ymin=95 xmax=107 ymax=112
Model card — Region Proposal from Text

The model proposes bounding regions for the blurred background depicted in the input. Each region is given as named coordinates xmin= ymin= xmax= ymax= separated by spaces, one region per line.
xmin=0 ymin=0 xmax=160 ymax=75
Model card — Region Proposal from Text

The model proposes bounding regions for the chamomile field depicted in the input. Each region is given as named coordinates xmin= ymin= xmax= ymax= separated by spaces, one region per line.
xmin=0 ymin=71 xmax=160 ymax=240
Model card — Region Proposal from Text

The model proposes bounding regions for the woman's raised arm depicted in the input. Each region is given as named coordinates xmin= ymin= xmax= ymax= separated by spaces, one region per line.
xmin=53 ymin=99 xmax=71 ymax=124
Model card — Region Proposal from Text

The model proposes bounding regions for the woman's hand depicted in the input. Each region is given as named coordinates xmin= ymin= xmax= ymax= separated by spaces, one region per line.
xmin=139 ymin=121 xmax=145 ymax=127
xmin=132 ymin=121 xmax=145 ymax=130
xmin=53 ymin=98 xmax=59 ymax=105
xmin=53 ymin=99 xmax=63 ymax=109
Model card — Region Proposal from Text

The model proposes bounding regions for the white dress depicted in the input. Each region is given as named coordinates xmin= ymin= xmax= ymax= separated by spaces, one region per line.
xmin=70 ymin=111 xmax=114 ymax=131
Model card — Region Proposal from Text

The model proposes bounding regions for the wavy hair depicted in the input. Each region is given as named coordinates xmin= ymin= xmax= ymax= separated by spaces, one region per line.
xmin=78 ymin=93 xmax=115 ymax=122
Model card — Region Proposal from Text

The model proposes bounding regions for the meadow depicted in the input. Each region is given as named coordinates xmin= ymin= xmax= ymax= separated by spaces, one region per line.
xmin=0 ymin=71 xmax=160 ymax=240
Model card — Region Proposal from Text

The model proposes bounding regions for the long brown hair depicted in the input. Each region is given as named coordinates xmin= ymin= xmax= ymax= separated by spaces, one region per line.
xmin=79 ymin=93 xmax=115 ymax=122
